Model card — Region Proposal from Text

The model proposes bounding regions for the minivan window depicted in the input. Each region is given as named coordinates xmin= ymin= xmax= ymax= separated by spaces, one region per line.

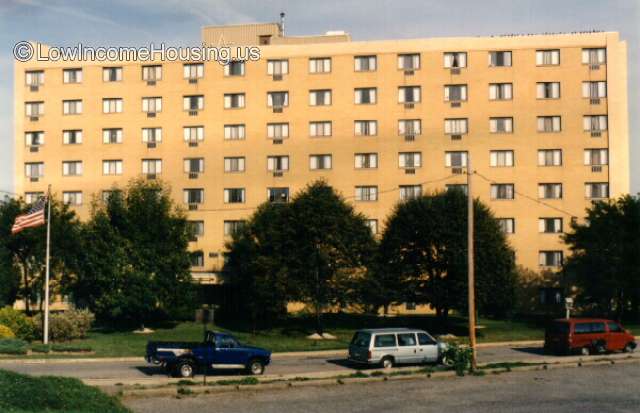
xmin=607 ymin=322 xmax=623 ymax=333
xmin=574 ymin=323 xmax=591 ymax=334
xmin=397 ymin=333 xmax=417 ymax=346
xmin=374 ymin=334 xmax=397 ymax=348
xmin=549 ymin=322 xmax=569 ymax=334
xmin=418 ymin=333 xmax=436 ymax=345
xmin=351 ymin=332 xmax=371 ymax=347
xmin=590 ymin=322 xmax=606 ymax=333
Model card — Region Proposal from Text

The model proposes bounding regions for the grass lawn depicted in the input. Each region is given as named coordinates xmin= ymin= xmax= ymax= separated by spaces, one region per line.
xmin=0 ymin=369 xmax=130 ymax=413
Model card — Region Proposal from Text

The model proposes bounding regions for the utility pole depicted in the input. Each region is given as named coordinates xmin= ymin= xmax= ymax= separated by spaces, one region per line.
xmin=466 ymin=155 xmax=477 ymax=370
xmin=43 ymin=185 xmax=52 ymax=345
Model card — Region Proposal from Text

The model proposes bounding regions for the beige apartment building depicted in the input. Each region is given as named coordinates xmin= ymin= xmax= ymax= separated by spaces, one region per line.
xmin=14 ymin=24 xmax=629 ymax=285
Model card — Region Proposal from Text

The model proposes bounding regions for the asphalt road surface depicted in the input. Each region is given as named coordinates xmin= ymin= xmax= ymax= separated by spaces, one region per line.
xmin=125 ymin=363 xmax=640 ymax=413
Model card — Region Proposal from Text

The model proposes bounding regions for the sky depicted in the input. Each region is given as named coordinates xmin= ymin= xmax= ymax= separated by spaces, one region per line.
xmin=0 ymin=0 xmax=638 ymax=196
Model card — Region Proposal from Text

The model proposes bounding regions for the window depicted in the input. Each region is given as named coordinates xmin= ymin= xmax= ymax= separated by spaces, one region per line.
xmin=488 ymin=51 xmax=512 ymax=67
xmin=309 ymin=57 xmax=331 ymax=73
xmin=445 ymin=151 xmax=468 ymax=167
xmin=224 ymin=220 xmax=245 ymax=236
xmin=582 ymin=81 xmax=607 ymax=98
xmin=490 ymin=150 xmax=514 ymax=167
xmin=183 ymin=63 xmax=204 ymax=79
xmin=267 ymin=156 xmax=289 ymax=172
xmin=188 ymin=220 xmax=204 ymax=238
xmin=355 ymin=55 xmax=376 ymax=71
xmin=355 ymin=88 xmax=377 ymax=104
xmin=488 ymin=83 xmax=512 ymax=100
xmin=539 ymin=218 xmax=562 ymax=233
xmin=184 ymin=158 xmax=204 ymax=173
xmin=374 ymin=334 xmax=396 ymax=348
xmin=444 ymin=118 xmax=468 ymax=135
xmin=498 ymin=218 xmax=515 ymax=234
xmin=102 ymin=67 xmax=122 ymax=82
xmin=102 ymin=128 xmax=123 ymax=144
xmin=183 ymin=126 xmax=204 ymax=143
xmin=539 ymin=251 xmax=563 ymax=267
xmin=309 ymin=89 xmax=331 ymax=106
xmin=538 ymin=183 xmax=562 ymax=199
xmin=489 ymin=117 xmax=513 ymax=133
xmin=537 ymin=116 xmax=561 ymax=132
xmin=582 ymin=48 xmax=606 ymax=65
xmin=267 ymin=59 xmax=288 ymax=75
xmin=141 ymin=159 xmax=162 ymax=175
xmin=224 ymin=61 xmax=245 ymax=76
xmin=184 ymin=188 xmax=204 ymax=204
xmin=268 ymin=91 xmax=289 ymax=107
xmin=400 ymin=185 xmax=422 ymax=200
xmin=366 ymin=219 xmax=378 ymax=235
xmin=309 ymin=154 xmax=332 ymax=170
xmin=25 ymin=131 xmax=44 ymax=146
xmin=537 ymin=82 xmax=561 ymax=99
xmin=585 ymin=182 xmax=609 ymax=199
xmin=25 ymin=101 xmax=44 ymax=116
xmin=355 ymin=120 xmax=377 ymax=136
xmin=224 ymin=93 xmax=245 ymax=109
xmin=310 ymin=121 xmax=332 ymax=137
xmin=183 ymin=95 xmax=204 ymax=111
xmin=102 ymin=160 xmax=123 ymax=175
xmin=418 ymin=333 xmax=436 ymax=345
xmin=536 ymin=49 xmax=560 ymax=66
xmin=444 ymin=85 xmax=467 ymax=102
xmin=583 ymin=115 xmax=608 ymax=132
xmin=224 ymin=124 xmax=246 ymax=140
xmin=398 ymin=119 xmax=421 ymax=136
xmin=25 ymin=70 xmax=44 ymax=86
xmin=25 ymin=162 xmax=44 ymax=178
xmin=446 ymin=184 xmax=468 ymax=195
xmin=142 ymin=97 xmax=162 ymax=113
xmin=63 ymin=191 xmax=82 ymax=206
xmin=399 ymin=86 xmax=421 ymax=103
xmin=142 ymin=127 xmax=162 ymax=143
xmin=491 ymin=184 xmax=514 ymax=200
xmin=224 ymin=188 xmax=245 ymax=204
xmin=397 ymin=333 xmax=417 ymax=346
xmin=224 ymin=157 xmax=245 ymax=173
xmin=63 ymin=68 xmax=82 ymax=83
xmin=190 ymin=251 xmax=204 ymax=267
xmin=102 ymin=98 xmax=123 ymax=113
xmin=142 ymin=65 xmax=162 ymax=81
xmin=444 ymin=52 xmax=467 ymax=68
xmin=538 ymin=149 xmax=562 ymax=166
xmin=607 ymin=322 xmax=623 ymax=333
xmin=584 ymin=149 xmax=608 ymax=166
xmin=62 ymin=161 xmax=82 ymax=176
xmin=267 ymin=123 xmax=289 ymax=139
xmin=398 ymin=152 xmax=422 ymax=168
xmin=268 ymin=188 xmax=289 ymax=202
xmin=398 ymin=53 xmax=420 ymax=70
xmin=63 ymin=130 xmax=82 ymax=144
xmin=62 ymin=99 xmax=82 ymax=115
xmin=355 ymin=153 xmax=378 ymax=169
xmin=355 ymin=186 xmax=378 ymax=201
xmin=25 ymin=192 xmax=44 ymax=204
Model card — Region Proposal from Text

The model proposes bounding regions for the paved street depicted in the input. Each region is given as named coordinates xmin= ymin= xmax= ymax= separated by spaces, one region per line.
xmin=125 ymin=363 xmax=640 ymax=413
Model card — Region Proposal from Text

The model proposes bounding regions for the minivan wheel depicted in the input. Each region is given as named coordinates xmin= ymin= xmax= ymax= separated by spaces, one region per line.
xmin=580 ymin=347 xmax=590 ymax=356
xmin=594 ymin=341 xmax=607 ymax=354
xmin=624 ymin=343 xmax=636 ymax=353
xmin=381 ymin=357 xmax=394 ymax=369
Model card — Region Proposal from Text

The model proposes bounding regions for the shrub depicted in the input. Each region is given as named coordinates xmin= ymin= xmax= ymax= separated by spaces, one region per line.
xmin=442 ymin=343 xmax=473 ymax=376
xmin=0 ymin=339 xmax=28 ymax=355
xmin=0 ymin=325 xmax=14 ymax=339
xmin=33 ymin=308 xmax=95 ymax=342
xmin=30 ymin=343 xmax=50 ymax=353
xmin=0 ymin=307 xmax=37 ymax=341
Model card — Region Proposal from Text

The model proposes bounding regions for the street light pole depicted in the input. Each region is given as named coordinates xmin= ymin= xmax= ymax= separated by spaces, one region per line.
xmin=466 ymin=155 xmax=477 ymax=370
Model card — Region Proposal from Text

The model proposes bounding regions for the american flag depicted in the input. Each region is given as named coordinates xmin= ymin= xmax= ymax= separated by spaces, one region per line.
xmin=11 ymin=196 xmax=47 ymax=234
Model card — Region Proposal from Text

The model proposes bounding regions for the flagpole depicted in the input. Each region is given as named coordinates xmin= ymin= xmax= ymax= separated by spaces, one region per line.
xmin=43 ymin=185 xmax=51 ymax=345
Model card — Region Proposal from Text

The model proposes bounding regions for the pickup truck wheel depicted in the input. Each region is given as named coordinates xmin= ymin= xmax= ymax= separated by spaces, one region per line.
xmin=177 ymin=361 xmax=195 ymax=378
xmin=248 ymin=359 xmax=265 ymax=375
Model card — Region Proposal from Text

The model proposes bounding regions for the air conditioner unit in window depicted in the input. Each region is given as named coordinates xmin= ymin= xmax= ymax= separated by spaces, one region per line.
xmin=29 ymin=146 xmax=39 ymax=153
xmin=451 ymin=134 xmax=462 ymax=140
xmin=591 ymin=165 xmax=603 ymax=173
xmin=452 ymin=167 xmax=463 ymax=174
xmin=404 ymin=134 xmax=415 ymax=141
xmin=29 ymin=116 xmax=39 ymax=122
xmin=403 ymin=69 xmax=414 ymax=76
xmin=30 ymin=177 xmax=39 ymax=182
xmin=590 ymin=131 xmax=602 ymax=138
xmin=273 ymin=171 xmax=283 ymax=177
xmin=273 ymin=74 xmax=283 ymax=81
xmin=404 ymin=103 xmax=415 ymax=109
xmin=450 ymin=68 xmax=461 ymax=75
xmin=451 ymin=101 xmax=462 ymax=108
xmin=188 ymin=203 xmax=198 ymax=210
xmin=188 ymin=78 xmax=198 ymax=84
xmin=29 ymin=85 xmax=39 ymax=92
xmin=188 ymin=172 xmax=198 ymax=179
xmin=273 ymin=139 xmax=283 ymax=144
xmin=146 ymin=80 xmax=156 ymax=86
xmin=590 ymin=98 xmax=601 ymax=105
xmin=189 ymin=110 xmax=198 ymax=116
xmin=404 ymin=168 xmax=416 ymax=175
xmin=188 ymin=142 xmax=198 ymax=147
xmin=589 ymin=64 xmax=600 ymax=70
xmin=146 ymin=173 xmax=156 ymax=180
xmin=147 ymin=112 xmax=156 ymax=118
xmin=273 ymin=106 xmax=283 ymax=113
xmin=147 ymin=142 xmax=157 ymax=148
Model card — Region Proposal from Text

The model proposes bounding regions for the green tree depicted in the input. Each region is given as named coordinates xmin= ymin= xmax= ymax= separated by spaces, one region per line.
xmin=67 ymin=179 xmax=195 ymax=325
xmin=563 ymin=195 xmax=640 ymax=320
xmin=376 ymin=189 xmax=517 ymax=322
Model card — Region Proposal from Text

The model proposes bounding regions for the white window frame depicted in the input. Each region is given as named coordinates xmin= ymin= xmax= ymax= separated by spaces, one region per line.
xmin=102 ymin=160 xmax=123 ymax=175
xmin=102 ymin=98 xmax=123 ymax=114
xmin=538 ymin=149 xmax=563 ymax=166
xmin=102 ymin=128 xmax=123 ymax=144
xmin=354 ymin=120 xmax=377 ymax=136
xmin=355 ymin=153 xmax=378 ymax=169
xmin=444 ymin=118 xmax=468 ymax=135
xmin=444 ymin=52 xmax=467 ymax=68
xmin=490 ymin=150 xmax=514 ymax=167
xmin=224 ymin=93 xmax=246 ymax=109
xmin=62 ymin=161 xmax=83 ymax=176
xmin=224 ymin=124 xmax=246 ymax=140
xmin=309 ymin=57 xmax=331 ymax=73
xmin=355 ymin=186 xmax=378 ymax=201
xmin=309 ymin=121 xmax=332 ymax=137
xmin=355 ymin=55 xmax=377 ymax=72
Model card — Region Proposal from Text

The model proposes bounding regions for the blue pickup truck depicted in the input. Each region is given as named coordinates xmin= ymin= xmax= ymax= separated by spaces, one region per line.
xmin=146 ymin=331 xmax=272 ymax=378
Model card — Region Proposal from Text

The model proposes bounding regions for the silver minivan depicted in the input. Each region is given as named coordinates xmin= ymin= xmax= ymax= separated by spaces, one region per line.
xmin=348 ymin=328 xmax=448 ymax=368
